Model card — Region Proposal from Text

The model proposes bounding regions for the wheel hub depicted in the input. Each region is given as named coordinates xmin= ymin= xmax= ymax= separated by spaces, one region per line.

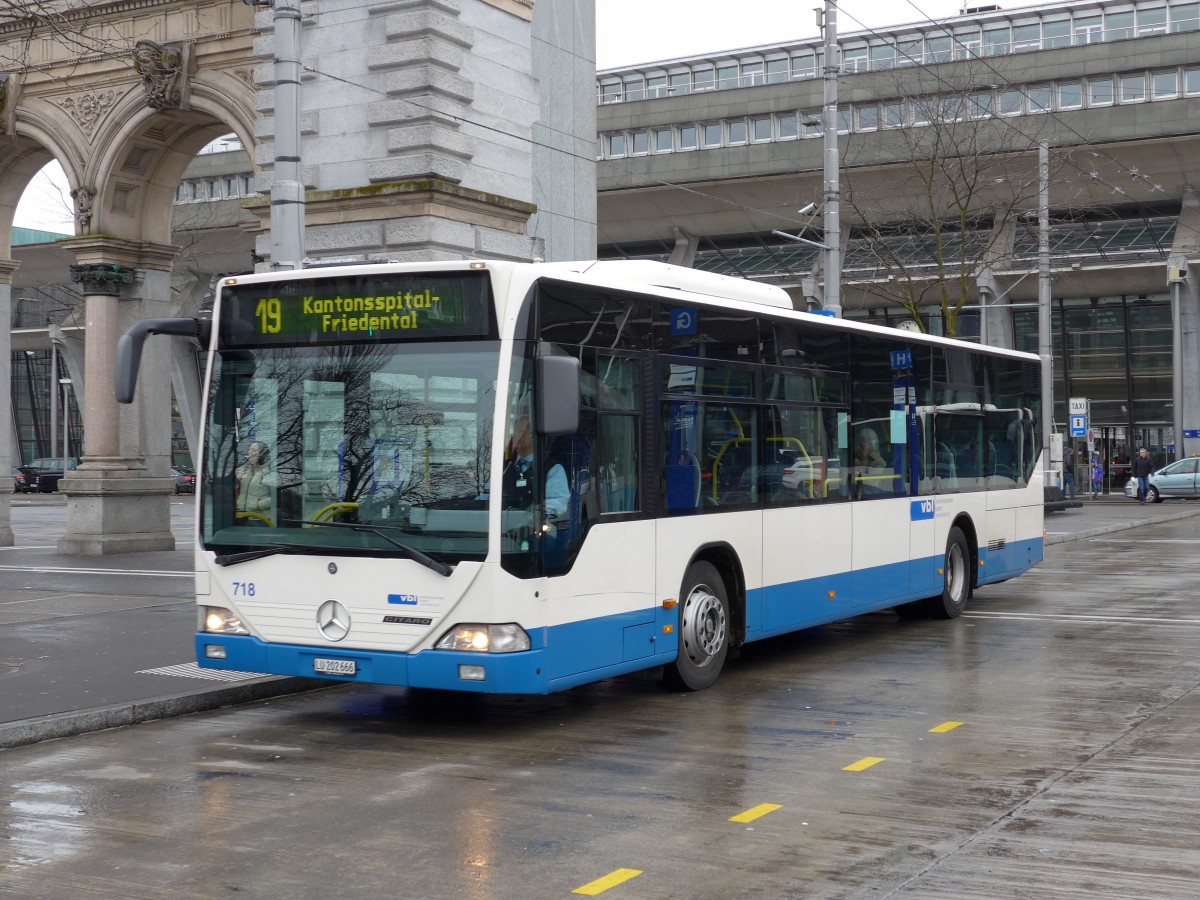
xmin=681 ymin=585 xmax=726 ymax=666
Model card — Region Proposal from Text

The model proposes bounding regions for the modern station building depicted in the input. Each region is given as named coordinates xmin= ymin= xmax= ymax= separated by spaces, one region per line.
xmin=594 ymin=0 xmax=1200 ymax=472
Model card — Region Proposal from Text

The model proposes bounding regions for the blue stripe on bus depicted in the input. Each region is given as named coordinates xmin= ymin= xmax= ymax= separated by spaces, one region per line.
xmin=196 ymin=536 xmax=1043 ymax=694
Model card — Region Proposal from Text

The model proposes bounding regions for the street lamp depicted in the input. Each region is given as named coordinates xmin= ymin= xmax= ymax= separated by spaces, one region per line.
xmin=59 ymin=378 xmax=72 ymax=463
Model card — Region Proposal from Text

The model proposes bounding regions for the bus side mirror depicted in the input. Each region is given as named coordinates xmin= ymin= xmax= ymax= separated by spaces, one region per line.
xmin=536 ymin=355 xmax=580 ymax=436
xmin=115 ymin=317 xmax=210 ymax=403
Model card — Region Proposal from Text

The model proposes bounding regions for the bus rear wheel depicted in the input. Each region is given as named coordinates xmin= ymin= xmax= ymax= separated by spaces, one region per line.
xmin=925 ymin=526 xmax=971 ymax=619
xmin=663 ymin=561 xmax=730 ymax=691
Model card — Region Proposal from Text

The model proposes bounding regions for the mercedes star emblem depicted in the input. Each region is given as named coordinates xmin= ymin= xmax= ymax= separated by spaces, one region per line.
xmin=316 ymin=599 xmax=351 ymax=642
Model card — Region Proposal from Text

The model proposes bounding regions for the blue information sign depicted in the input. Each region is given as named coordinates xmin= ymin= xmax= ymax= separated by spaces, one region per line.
xmin=890 ymin=349 xmax=913 ymax=370
xmin=670 ymin=308 xmax=697 ymax=335
xmin=1070 ymin=415 xmax=1087 ymax=437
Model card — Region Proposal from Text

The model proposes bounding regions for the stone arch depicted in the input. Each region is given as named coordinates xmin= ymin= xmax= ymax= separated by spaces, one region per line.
xmin=79 ymin=71 xmax=256 ymax=245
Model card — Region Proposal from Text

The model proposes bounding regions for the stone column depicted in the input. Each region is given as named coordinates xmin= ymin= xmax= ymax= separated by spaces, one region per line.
xmin=57 ymin=240 xmax=177 ymax=555
xmin=0 ymin=259 xmax=17 ymax=547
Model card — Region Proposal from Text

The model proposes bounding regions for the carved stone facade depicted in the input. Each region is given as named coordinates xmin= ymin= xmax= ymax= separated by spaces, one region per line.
xmin=0 ymin=0 xmax=596 ymax=552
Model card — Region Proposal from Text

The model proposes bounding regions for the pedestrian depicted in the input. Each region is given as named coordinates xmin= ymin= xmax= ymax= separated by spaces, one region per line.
xmin=1063 ymin=447 xmax=1075 ymax=500
xmin=1132 ymin=447 xmax=1154 ymax=504
xmin=1091 ymin=454 xmax=1103 ymax=499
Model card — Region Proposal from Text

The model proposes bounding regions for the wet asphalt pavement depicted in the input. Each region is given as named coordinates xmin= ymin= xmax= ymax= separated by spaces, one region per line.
xmin=1 ymin=492 xmax=1199 ymax=897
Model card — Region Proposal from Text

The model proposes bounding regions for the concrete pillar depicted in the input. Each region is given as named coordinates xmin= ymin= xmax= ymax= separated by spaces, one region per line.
xmin=0 ymin=259 xmax=16 ymax=547
xmin=57 ymin=240 xmax=177 ymax=555
xmin=1169 ymin=187 xmax=1200 ymax=460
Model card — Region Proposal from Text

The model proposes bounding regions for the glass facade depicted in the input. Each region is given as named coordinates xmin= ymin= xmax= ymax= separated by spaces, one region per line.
xmin=1014 ymin=294 xmax=1174 ymax=481
xmin=10 ymin=350 xmax=81 ymax=466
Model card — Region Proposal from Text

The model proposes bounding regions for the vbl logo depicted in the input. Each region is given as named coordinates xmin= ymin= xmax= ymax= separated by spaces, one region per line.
xmin=910 ymin=499 xmax=935 ymax=521
xmin=387 ymin=593 xmax=419 ymax=605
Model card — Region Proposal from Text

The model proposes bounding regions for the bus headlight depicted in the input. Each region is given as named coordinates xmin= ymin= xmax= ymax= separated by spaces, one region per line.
xmin=203 ymin=606 xmax=250 ymax=635
xmin=435 ymin=623 xmax=530 ymax=653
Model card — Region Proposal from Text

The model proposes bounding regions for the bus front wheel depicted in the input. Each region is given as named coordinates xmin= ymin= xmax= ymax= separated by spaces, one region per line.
xmin=926 ymin=526 xmax=971 ymax=619
xmin=663 ymin=561 xmax=730 ymax=691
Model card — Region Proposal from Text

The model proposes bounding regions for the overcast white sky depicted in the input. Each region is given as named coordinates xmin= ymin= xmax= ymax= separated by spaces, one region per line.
xmin=16 ymin=0 xmax=974 ymax=232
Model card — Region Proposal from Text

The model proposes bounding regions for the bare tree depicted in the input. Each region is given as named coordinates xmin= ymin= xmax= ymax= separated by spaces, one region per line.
xmin=841 ymin=69 xmax=1060 ymax=337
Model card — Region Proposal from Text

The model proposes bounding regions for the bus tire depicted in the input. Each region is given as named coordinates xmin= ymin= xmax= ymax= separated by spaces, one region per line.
xmin=662 ymin=561 xmax=730 ymax=691
xmin=925 ymin=526 xmax=971 ymax=619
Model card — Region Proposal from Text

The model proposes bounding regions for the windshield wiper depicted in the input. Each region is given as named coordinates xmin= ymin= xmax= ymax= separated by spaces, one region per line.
xmin=282 ymin=520 xmax=453 ymax=576
xmin=214 ymin=546 xmax=293 ymax=567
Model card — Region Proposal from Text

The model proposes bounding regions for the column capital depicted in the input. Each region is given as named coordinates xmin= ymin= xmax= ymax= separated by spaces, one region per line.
xmin=70 ymin=262 xmax=134 ymax=295
xmin=0 ymin=257 xmax=18 ymax=283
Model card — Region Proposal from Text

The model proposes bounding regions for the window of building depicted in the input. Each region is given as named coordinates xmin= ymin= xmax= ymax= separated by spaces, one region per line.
xmin=669 ymin=72 xmax=691 ymax=96
xmin=693 ymin=67 xmax=715 ymax=91
xmin=1105 ymin=10 xmax=1135 ymax=40
xmin=791 ymin=52 xmax=816 ymax=79
xmin=911 ymin=97 xmax=933 ymax=126
xmin=983 ymin=25 xmax=1010 ymax=55
xmin=646 ymin=75 xmax=667 ymax=98
xmin=742 ymin=60 xmax=765 ymax=86
xmin=1057 ymin=81 xmax=1084 ymax=109
xmin=896 ymin=38 xmax=922 ymax=66
xmin=607 ymin=133 xmax=626 ymax=157
xmin=843 ymin=46 xmax=868 ymax=73
xmin=702 ymin=123 xmax=722 ymax=147
xmin=241 ymin=175 xmax=254 ymax=195
xmin=954 ymin=28 xmax=981 ymax=57
xmin=926 ymin=35 xmax=952 ymax=63
xmin=225 ymin=176 xmax=239 ymax=197
xmin=1186 ymin=67 xmax=1200 ymax=93
xmin=750 ymin=117 xmax=771 ymax=141
xmin=870 ymin=43 xmax=896 ymax=70
xmin=624 ymin=77 xmax=644 ymax=101
xmin=653 ymin=128 xmax=672 ymax=151
xmin=1138 ymin=6 xmax=1168 ymax=34
xmin=777 ymin=113 xmax=798 ymax=139
xmin=600 ymin=81 xmax=621 ymax=103
xmin=1075 ymin=15 xmax=1103 ymax=43
xmin=883 ymin=101 xmax=905 ymax=127
xmin=718 ymin=63 xmax=740 ymax=89
xmin=766 ymin=57 xmax=790 ymax=83
xmin=1172 ymin=3 xmax=1200 ymax=31
xmin=1152 ymin=70 xmax=1178 ymax=98
xmin=1012 ymin=22 xmax=1041 ymax=50
xmin=632 ymin=131 xmax=649 ymax=154
xmin=728 ymin=119 xmax=747 ymax=144
xmin=1043 ymin=18 xmax=1071 ymax=48
xmin=837 ymin=109 xmax=852 ymax=133
xmin=679 ymin=125 xmax=697 ymax=150
xmin=1120 ymin=73 xmax=1146 ymax=102
xmin=857 ymin=104 xmax=879 ymax=131
xmin=969 ymin=91 xmax=993 ymax=118
xmin=175 ymin=182 xmax=189 ymax=202
xmin=1027 ymin=85 xmax=1052 ymax=112
xmin=595 ymin=138 xmax=602 ymax=159
xmin=998 ymin=89 xmax=1023 ymax=115
xmin=802 ymin=111 xmax=823 ymax=136
xmin=1088 ymin=76 xmax=1115 ymax=105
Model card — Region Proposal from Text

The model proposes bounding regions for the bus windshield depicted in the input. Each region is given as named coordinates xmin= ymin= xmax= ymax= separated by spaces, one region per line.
xmin=201 ymin=341 xmax=498 ymax=564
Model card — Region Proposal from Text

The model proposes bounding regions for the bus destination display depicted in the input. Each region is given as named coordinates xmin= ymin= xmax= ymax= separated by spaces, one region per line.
xmin=220 ymin=272 xmax=492 ymax=346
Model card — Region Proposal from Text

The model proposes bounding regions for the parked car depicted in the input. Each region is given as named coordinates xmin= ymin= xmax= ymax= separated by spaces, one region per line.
xmin=1124 ymin=456 xmax=1200 ymax=502
xmin=170 ymin=466 xmax=196 ymax=494
xmin=28 ymin=457 xmax=79 ymax=493
xmin=11 ymin=465 xmax=36 ymax=493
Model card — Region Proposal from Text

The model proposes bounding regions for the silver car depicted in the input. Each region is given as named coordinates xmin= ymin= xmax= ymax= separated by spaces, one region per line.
xmin=1125 ymin=457 xmax=1200 ymax=502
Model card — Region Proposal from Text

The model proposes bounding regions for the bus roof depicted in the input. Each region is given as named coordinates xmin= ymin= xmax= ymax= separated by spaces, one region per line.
xmin=218 ymin=258 xmax=1038 ymax=363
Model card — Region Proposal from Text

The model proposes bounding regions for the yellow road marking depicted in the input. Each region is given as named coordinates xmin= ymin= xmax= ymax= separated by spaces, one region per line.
xmin=843 ymin=756 xmax=886 ymax=772
xmin=729 ymin=803 xmax=782 ymax=823
xmin=573 ymin=868 xmax=643 ymax=896
xmin=929 ymin=721 xmax=965 ymax=733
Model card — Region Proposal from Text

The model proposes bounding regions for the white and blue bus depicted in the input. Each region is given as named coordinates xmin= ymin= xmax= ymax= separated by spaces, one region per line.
xmin=117 ymin=259 xmax=1044 ymax=693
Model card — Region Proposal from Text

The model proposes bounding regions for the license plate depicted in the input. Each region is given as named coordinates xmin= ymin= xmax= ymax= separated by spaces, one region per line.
xmin=314 ymin=658 xmax=357 ymax=676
